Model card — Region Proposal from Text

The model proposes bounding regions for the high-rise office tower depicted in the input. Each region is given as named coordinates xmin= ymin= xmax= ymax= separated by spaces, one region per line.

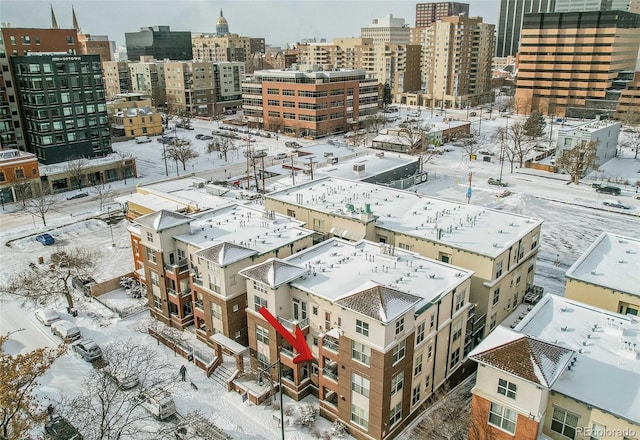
xmin=555 ymin=0 xmax=631 ymax=11
xmin=415 ymin=2 xmax=470 ymax=27
xmin=496 ymin=0 xmax=556 ymax=57
xmin=125 ymin=26 xmax=192 ymax=61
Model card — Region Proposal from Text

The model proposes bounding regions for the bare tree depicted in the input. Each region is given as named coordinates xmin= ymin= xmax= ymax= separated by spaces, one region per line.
xmin=207 ymin=136 xmax=235 ymax=162
xmin=347 ymin=132 xmax=366 ymax=148
xmin=556 ymin=140 xmax=600 ymax=184
xmin=23 ymin=186 xmax=57 ymax=227
xmin=10 ymin=178 xmax=36 ymax=207
xmin=0 ymin=335 xmax=65 ymax=440
xmin=1 ymin=247 xmax=98 ymax=312
xmin=165 ymin=141 xmax=199 ymax=171
xmin=399 ymin=121 xmax=431 ymax=153
xmin=92 ymin=184 xmax=115 ymax=212
xmin=65 ymin=158 xmax=89 ymax=190
xmin=363 ymin=113 xmax=387 ymax=135
xmin=60 ymin=340 xmax=175 ymax=440
xmin=502 ymin=120 xmax=536 ymax=167
xmin=461 ymin=133 xmax=481 ymax=159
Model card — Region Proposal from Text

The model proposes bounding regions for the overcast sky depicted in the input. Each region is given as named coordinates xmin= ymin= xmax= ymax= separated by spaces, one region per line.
xmin=1 ymin=0 xmax=501 ymax=47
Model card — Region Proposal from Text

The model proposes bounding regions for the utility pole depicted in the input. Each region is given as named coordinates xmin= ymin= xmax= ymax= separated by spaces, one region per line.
xmin=290 ymin=156 xmax=295 ymax=186
xmin=162 ymin=138 xmax=169 ymax=176
xmin=246 ymin=136 xmax=251 ymax=191
xmin=499 ymin=116 xmax=509 ymax=184
xmin=307 ymin=157 xmax=314 ymax=181
xmin=261 ymin=154 xmax=266 ymax=193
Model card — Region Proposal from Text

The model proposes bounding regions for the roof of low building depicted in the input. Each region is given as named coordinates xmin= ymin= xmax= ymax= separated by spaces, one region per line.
xmin=239 ymin=258 xmax=309 ymax=288
xmin=334 ymin=285 xmax=421 ymax=323
xmin=135 ymin=209 xmax=191 ymax=231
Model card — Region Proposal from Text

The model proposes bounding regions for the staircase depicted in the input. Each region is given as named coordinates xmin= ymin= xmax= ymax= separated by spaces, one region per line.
xmin=209 ymin=363 xmax=234 ymax=387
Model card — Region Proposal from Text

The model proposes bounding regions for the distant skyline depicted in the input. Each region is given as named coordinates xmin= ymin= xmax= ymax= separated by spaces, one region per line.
xmin=1 ymin=0 xmax=501 ymax=48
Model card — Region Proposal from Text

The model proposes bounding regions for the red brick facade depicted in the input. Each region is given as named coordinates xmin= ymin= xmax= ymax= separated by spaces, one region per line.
xmin=469 ymin=394 xmax=539 ymax=440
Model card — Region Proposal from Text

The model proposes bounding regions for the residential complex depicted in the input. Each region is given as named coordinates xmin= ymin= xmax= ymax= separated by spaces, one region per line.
xmin=496 ymin=0 xmax=556 ymax=57
xmin=11 ymin=53 xmax=112 ymax=164
xmin=126 ymin=58 xmax=167 ymax=107
xmin=565 ymin=232 xmax=640 ymax=316
xmin=192 ymin=33 xmax=266 ymax=73
xmin=411 ymin=16 xmax=495 ymax=108
xmin=555 ymin=119 xmax=621 ymax=169
xmin=241 ymin=68 xmax=378 ymax=138
xmin=125 ymin=26 xmax=192 ymax=61
xmin=360 ymin=14 xmax=411 ymax=44
xmin=77 ymin=33 xmax=113 ymax=63
xmin=264 ymin=176 xmax=543 ymax=342
xmin=240 ymin=238 xmax=475 ymax=440
xmin=514 ymin=11 xmax=640 ymax=118
xmin=469 ymin=294 xmax=640 ymax=440
xmin=106 ymin=93 xmax=163 ymax=139
xmin=415 ymin=2 xmax=470 ymax=27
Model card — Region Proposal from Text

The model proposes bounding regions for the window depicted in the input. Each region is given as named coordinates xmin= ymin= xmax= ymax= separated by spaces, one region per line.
xmin=253 ymin=280 xmax=267 ymax=294
xmin=452 ymin=320 xmax=462 ymax=342
xmin=492 ymin=288 xmax=500 ymax=306
xmin=351 ymin=373 xmax=370 ymax=397
xmin=153 ymin=294 xmax=162 ymax=309
xmin=416 ymin=322 xmax=425 ymax=345
xmin=0 ymin=172 xmax=4 ymax=182
xmin=255 ymin=325 xmax=269 ymax=344
xmin=21 ymin=35 xmax=30 ymax=45
xmin=211 ymin=303 xmax=222 ymax=320
xmin=589 ymin=422 xmax=605 ymax=440
xmin=389 ymin=401 xmax=402 ymax=426
xmin=497 ymin=378 xmax=517 ymax=399
xmin=450 ymin=347 xmax=460 ymax=369
xmin=430 ymin=313 xmax=435 ymax=329
xmin=427 ymin=344 xmax=433 ymax=360
xmin=146 ymin=231 xmax=154 ymax=243
xmin=351 ymin=404 xmax=368 ymax=429
xmin=551 ymin=407 xmax=578 ymax=439
xmin=395 ymin=317 xmax=404 ymax=335
xmin=356 ymin=319 xmax=369 ymax=337
xmin=414 ymin=353 xmax=423 ymax=376
xmin=454 ymin=290 xmax=465 ymax=312
xmin=149 ymin=270 xmax=159 ymax=287
xmin=254 ymin=295 xmax=267 ymax=312
xmin=351 ymin=341 xmax=370 ymax=366
xmin=147 ymin=247 xmax=157 ymax=264
xmin=267 ymin=88 xmax=279 ymax=95
xmin=390 ymin=371 xmax=404 ymax=395
xmin=392 ymin=340 xmax=406 ymax=364
xmin=495 ymin=260 xmax=503 ymax=278
xmin=233 ymin=304 xmax=239 ymax=312
xmin=312 ymin=305 xmax=318 ymax=316
xmin=66 ymin=36 xmax=75 ymax=44
xmin=488 ymin=402 xmax=517 ymax=434
xmin=267 ymin=99 xmax=280 ymax=106
xmin=490 ymin=312 xmax=497 ymax=330
xmin=412 ymin=386 xmax=421 ymax=405
xmin=15 ymin=169 xmax=24 ymax=179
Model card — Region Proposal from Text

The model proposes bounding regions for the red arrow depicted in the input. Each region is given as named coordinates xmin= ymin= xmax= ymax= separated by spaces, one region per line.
xmin=258 ymin=306 xmax=313 ymax=364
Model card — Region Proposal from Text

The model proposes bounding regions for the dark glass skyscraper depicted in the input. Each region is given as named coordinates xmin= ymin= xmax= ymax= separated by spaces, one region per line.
xmin=496 ymin=0 xmax=556 ymax=56
xmin=125 ymin=26 xmax=192 ymax=61
xmin=12 ymin=53 xmax=112 ymax=164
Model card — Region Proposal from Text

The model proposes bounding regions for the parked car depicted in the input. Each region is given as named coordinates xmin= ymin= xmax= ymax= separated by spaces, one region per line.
xmin=35 ymin=309 xmax=61 ymax=326
xmin=175 ymin=122 xmax=194 ymax=130
xmin=36 ymin=233 xmax=55 ymax=245
xmin=603 ymin=200 xmax=631 ymax=209
xmin=596 ymin=185 xmax=621 ymax=196
xmin=157 ymin=135 xmax=175 ymax=143
xmin=274 ymin=153 xmax=288 ymax=160
xmin=71 ymin=338 xmax=102 ymax=362
xmin=104 ymin=369 xmax=139 ymax=390
xmin=469 ymin=111 xmax=477 ymax=117
xmin=44 ymin=416 xmax=83 ymax=440
xmin=198 ymin=135 xmax=213 ymax=141
xmin=134 ymin=136 xmax=152 ymax=144
xmin=66 ymin=192 xmax=88 ymax=200
xmin=488 ymin=178 xmax=508 ymax=187
xmin=195 ymin=134 xmax=204 ymax=140
xmin=51 ymin=320 xmax=81 ymax=342
xmin=496 ymin=190 xmax=513 ymax=198
xmin=285 ymin=141 xmax=301 ymax=148
xmin=137 ymin=387 xmax=176 ymax=420
xmin=478 ymin=150 xmax=495 ymax=156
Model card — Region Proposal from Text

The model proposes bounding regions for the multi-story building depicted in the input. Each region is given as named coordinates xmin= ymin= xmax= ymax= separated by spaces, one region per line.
xmin=78 ymin=34 xmax=112 ymax=63
xmin=496 ymin=0 xmax=556 ymax=57
xmin=0 ymin=27 xmax=80 ymax=150
xmin=125 ymin=26 xmax=192 ymax=61
xmin=514 ymin=11 xmax=640 ymax=118
xmin=264 ymin=177 xmax=543 ymax=343
xmin=555 ymin=119 xmax=621 ymax=169
xmin=128 ymin=58 xmax=166 ymax=108
xmin=106 ymin=93 xmax=163 ymax=139
xmin=102 ymin=61 xmax=132 ymax=98
xmin=615 ymin=71 xmax=640 ymax=122
xmin=360 ymin=14 xmax=411 ymax=44
xmin=128 ymin=204 xmax=315 ymax=345
xmin=239 ymin=237 xmax=475 ymax=440
xmin=192 ymin=32 xmax=266 ymax=73
xmin=555 ymin=0 xmax=632 ymax=11
xmin=413 ymin=16 xmax=495 ymax=108
xmin=215 ymin=10 xmax=230 ymax=36
xmin=415 ymin=2 xmax=470 ymax=26
xmin=241 ymin=68 xmax=378 ymax=138
xmin=212 ymin=62 xmax=245 ymax=114
xmin=11 ymin=53 xmax=112 ymax=164
xmin=0 ymin=149 xmax=40 ymax=203
xmin=565 ymin=232 xmax=640 ymax=316
xmin=468 ymin=294 xmax=640 ymax=440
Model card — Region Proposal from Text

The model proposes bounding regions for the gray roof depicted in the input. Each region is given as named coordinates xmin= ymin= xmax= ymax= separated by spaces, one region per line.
xmin=194 ymin=242 xmax=257 ymax=267
xmin=239 ymin=258 xmax=308 ymax=288
xmin=135 ymin=209 xmax=191 ymax=231
xmin=335 ymin=285 xmax=421 ymax=323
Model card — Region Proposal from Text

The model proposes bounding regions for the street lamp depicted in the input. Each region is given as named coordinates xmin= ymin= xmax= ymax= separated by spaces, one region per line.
xmin=257 ymin=359 xmax=285 ymax=440
xmin=0 ymin=192 xmax=5 ymax=211
xmin=122 ymin=160 xmax=127 ymax=184
xmin=162 ymin=137 xmax=169 ymax=176
xmin=107 ymin=207 xmax=115 ymax=247
xmin=499 ymin=115 xmax=509 ymax=184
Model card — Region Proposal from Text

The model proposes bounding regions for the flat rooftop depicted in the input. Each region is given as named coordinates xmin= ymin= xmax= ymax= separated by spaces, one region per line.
xmin=285 ymin=238 xmax=474 ymax=310
xmin=174 ymin=204 xmax=315 ymax=255
xmin=266 ymin=177 xmax=542 ymax=258
xmin=515 ymin=294 xmax=640 ymax=424
xmin=565 ymin=232 xmax=640 ymax=298
xmin=558 ymin=119 xmax=620 ymax=134
xmin=138 ymin=177 xmax=244 ymax=212
xmin=315 ymin=154 xmax=419 ymax=181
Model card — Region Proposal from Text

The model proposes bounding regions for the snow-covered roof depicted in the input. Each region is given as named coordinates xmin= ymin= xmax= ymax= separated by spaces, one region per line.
xmin=266 ymin=176 xmax=543 ymax=258
xmin=194 ymin=242 xmax=257 ymax=267
xmin=372 ymin=134 xmax=412 ymax=146
xmin=557 ymin=119 xmax=620 ymax=136
xmin=315 ymin=153 xmax=418 ymax=181
xmin=514 ymin=294 xmax=640 ymax=424
xmin=277 ymin=238 xmax=474 ymax=315
xmin=173 ymin=204 xmax=314 ymax=255
xmin=135 ymin=210 xmax=191 ymax=232
xmin=115 ymin=192 xmax=191 ymax=213
xmin=239 ymin=258 xmax=309 ymax=288
xmin=334 ymin=285 xmax=421 ymax=324
xmin=469 ymin=326 xmax=574 ymax=388
xmin=137 ymin=177 xmax=241 ymax=212
xmin=565 ymin=232 xmax=640 ymax=298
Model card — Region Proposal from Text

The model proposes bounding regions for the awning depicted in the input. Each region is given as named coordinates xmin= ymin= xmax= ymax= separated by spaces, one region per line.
xmin=210 ymin=333 xmax=248 ymax=355
xmin=329 ymin=227 xmax=365 ymax=242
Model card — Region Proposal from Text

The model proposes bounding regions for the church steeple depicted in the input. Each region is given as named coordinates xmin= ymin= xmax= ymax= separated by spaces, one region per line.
xmin=50 ymin=4 xmax=59 ymax=29
xmin=72 ymin=6 xmax=80 ymax=32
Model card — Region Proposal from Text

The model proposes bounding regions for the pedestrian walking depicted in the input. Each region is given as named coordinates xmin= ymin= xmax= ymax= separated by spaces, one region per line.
xmin=179 ymin=365 xmax=187 ymax=382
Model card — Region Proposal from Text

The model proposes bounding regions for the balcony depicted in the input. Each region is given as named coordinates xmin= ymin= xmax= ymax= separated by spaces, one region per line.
xmin=322 ymin=364 xmax=338 ymax=382
xmin=280 ymin=345 xmax=294 ymax=359
xmin=194 ymin=300 xmax=204 ymax=311
xmin=322 ymin=335 xmax=339 ymax=353
xmin=164 ymin=259 xmax=189 ymax=274
xmin=278 ymin=316 xmax=309 ymax=331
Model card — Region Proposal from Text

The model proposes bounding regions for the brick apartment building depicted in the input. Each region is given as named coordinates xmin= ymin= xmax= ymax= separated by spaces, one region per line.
xmin=415 ymin=2 xmax=470 ymax=27
xmin=242 ymin=68 xmax=378 ymax=138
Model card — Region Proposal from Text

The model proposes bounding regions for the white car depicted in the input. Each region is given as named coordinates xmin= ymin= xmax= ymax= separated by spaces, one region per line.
xmin=71 ymin=338 xmax=102 ymax=362
xmin=35 ymin=309 xmax=61 ymax=326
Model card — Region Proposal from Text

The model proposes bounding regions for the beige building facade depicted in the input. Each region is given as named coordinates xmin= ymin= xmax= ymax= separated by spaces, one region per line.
xmin=106 ymin=93 xmax=163 ymax=139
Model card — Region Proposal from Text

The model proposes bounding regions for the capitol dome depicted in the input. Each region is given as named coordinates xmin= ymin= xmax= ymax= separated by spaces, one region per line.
xmin=216 ymin=10 xmax=229 ymax=36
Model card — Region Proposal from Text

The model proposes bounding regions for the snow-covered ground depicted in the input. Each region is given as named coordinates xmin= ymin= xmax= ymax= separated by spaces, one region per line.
xmin=1 ymin=109 xmax=639 ymax=439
